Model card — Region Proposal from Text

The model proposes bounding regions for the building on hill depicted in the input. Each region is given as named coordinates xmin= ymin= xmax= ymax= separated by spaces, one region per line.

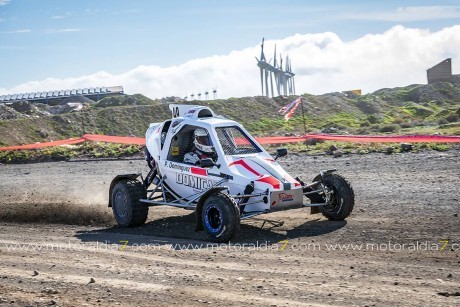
xmin=0 ymin=86 xmax=124 ymax=105
xmin=342 ymin=89 xmax=362 ymax=98
xmin=427 ymin=58 xmax=460 ymax=84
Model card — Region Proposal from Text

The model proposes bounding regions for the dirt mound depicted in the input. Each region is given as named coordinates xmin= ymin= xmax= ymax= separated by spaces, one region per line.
xmin=94 ymin=93 xmax=156 ymax=108
xmin=406 ymin=82 xmax=460 ymax=105
xmin=0 ymin=104 xmax=26 ymax=120
xmin=60 ymin=95 xmax=95 ymax=105
xmin=11 ymin=101 xmax=52 ymax=116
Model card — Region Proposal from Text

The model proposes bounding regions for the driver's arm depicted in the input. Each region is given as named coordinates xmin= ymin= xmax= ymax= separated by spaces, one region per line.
xmin=184 ymin=152 xmax=200 ymax=165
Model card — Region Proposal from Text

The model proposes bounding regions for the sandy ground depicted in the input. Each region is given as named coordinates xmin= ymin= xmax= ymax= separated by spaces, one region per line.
xmin=0 ymin=150 xmax=459 ymax=306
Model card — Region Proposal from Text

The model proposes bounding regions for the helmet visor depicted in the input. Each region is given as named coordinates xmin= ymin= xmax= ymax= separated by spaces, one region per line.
xmin=196 ymin=135 xmax=211 ymax=146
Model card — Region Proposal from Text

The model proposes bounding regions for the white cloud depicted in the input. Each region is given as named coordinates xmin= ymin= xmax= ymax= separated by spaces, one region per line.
xmin=0 ymin=0 xmax=10 ymax=6
xmin=14 ymin=29 xmax=31 ymax=33
xmin=346 ymin=6 xmax=460 ymax=22
xmin=0 ymin=29 xmax=32 ymax=33
xmin=2 ymin=25 xmax=460 ymax=99
xmin=45 ymin=28 xmax=82 ymax=33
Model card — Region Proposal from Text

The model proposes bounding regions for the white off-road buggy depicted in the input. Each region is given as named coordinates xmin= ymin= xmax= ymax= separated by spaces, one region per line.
xmin=109 ymin=104 xmax=355 ymax=242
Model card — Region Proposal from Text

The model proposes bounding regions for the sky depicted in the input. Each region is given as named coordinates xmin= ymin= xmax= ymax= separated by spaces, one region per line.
xmin=1 ymin=0 xmax=460 ymax=99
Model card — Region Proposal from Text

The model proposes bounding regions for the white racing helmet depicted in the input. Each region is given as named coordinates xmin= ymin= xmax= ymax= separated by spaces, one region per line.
xmin=193 ymin=128 xmax=214 ymax=154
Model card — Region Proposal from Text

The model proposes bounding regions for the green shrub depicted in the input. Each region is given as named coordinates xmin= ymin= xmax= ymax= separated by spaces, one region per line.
xmin=445 ymin=114 xmax=459 ymax=123
xmin=367 ymin=115 xmax=379 ymax=124
xmin=379 ymin=124 xmax=400 ymax=133
xmin=400 ymin=122 xmax=412 ymax=128
xmin=438 ymin=119 xmax=449 ymax=125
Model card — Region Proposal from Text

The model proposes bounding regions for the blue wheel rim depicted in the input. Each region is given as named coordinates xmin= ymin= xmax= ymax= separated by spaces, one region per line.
xmin=204 ymin=205 xmax=223 ymax=233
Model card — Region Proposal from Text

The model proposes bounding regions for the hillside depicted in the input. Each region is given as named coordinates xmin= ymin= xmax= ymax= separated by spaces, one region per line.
xmin=0 ymin=83 xmax=459 ymax=147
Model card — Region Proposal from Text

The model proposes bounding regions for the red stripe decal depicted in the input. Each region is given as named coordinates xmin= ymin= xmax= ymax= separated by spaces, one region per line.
xmin=284 ymin=174 xmax=301 ymax=187
xmin=256 ymin=175 xmax=280 ymax=189
xmin=191 ymin=167 xmax=207 ymax=176
xmin=228 ymin=159 xmax=261 ymax=176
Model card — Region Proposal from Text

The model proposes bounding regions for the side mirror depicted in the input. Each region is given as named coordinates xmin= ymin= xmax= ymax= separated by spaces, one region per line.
xmin=274 ymin=148 xmax=287 ymax=160
xmin=199 ymin=158 xmax=215 ymax=168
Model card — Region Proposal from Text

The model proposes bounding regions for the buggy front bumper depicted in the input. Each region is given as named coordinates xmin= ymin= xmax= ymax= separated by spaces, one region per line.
xmin=269 ymin=188 xmax=304 ymax=211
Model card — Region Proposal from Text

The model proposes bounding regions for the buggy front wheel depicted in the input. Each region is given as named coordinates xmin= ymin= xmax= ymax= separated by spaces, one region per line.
xmin=307 ymin=174 xmax=355 ymax=221
xmin=201 ymin=193 xmax=240 ymax=243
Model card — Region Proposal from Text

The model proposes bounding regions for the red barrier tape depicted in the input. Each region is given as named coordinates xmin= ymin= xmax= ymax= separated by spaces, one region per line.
xmin=255 ymin=136 xmax=309 ymax=145
xmin=83 ymin=134 xmax=145 ymax=145
xmin=0 ymin=138 xmax=86 ymax=151
xmin=0 ymin=133 xmax=459 ymax=151
xmin=256 ymin=134 xmax=460 ymax=144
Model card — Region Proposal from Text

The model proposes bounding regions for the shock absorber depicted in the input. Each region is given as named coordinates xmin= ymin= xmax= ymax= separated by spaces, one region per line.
xmin=144 ymin=149 xmax=157 ymax=189
xmin=239 ymin=181 xmax=254 ymax=214
xmin=145 ymin=148 xmax=154 ymax=169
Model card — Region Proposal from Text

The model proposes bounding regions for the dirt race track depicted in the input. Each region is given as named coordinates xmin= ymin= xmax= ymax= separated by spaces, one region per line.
xmin=0 ymin=150 xmax=459 ymax=306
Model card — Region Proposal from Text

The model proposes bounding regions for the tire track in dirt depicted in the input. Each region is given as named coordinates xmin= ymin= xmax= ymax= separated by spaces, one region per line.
xmin=1 ymin=151 xmax=459 ymax=306
xmin=1 ymin=231 xmax=459 ymax=307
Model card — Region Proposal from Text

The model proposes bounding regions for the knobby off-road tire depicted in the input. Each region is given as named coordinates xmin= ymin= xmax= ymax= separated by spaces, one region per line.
xmin=112 ymin=180 xmax=148 ymax=227
xmin=306 ymin=173 xmax=355 ymax=221
xmin=202 ymin=192 xmax=240 ymax=243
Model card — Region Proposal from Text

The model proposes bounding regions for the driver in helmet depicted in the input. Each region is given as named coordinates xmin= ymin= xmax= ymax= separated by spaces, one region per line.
xmin=184 ymin=128 xmax=217 ymax=165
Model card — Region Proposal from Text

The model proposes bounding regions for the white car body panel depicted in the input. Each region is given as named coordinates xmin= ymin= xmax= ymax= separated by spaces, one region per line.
xmin=145 ymin=105 xmax=304 ymax=212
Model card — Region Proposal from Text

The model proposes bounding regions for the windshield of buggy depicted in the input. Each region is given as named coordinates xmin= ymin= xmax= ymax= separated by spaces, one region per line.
xmin=215 ymin=126 xmax=262 ymax=155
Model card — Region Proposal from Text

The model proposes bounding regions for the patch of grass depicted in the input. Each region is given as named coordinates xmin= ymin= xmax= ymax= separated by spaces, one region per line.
xmin=403 ymin=102 xmax=436 ymax=117
xmin=395 ymin=84 xmax=423 ymax=101
xmin=379 ymin=124 xmax=400 ymax=133
xmin=0 ymin=142 xmax=144 ymax=164
xmin=321 ymin=112 xmax=363 ymax=129
xmin=0 ymin=146 xmax=76 ymax=164
xmin=80 ymin=142 xmax=143 ymax=158
xmin=426 ymin=101 xmax=443 ymax=113
xmin=247 ymin=117 xmax=290 ymax=135
xmin=95 ymin=94 xmax=157 ymax=108
xmin=377 ymin=110 xmax=395 ymax=124
xmin=415 ymin=143 xmax=450 ymax=151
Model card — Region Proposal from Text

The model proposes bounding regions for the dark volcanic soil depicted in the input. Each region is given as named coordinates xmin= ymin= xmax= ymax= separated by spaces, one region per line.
xmin=0 ymin=151 xmax=459 ymax=306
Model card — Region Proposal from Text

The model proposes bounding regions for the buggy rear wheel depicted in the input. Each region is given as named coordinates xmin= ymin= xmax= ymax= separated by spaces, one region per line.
xmin=202 ymin=193 xmax=240 ymax=243
xmin=112 ymin=180 xmax=148 ymax=227
xmin=307 ymin=174 xmax=354 ymax=221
